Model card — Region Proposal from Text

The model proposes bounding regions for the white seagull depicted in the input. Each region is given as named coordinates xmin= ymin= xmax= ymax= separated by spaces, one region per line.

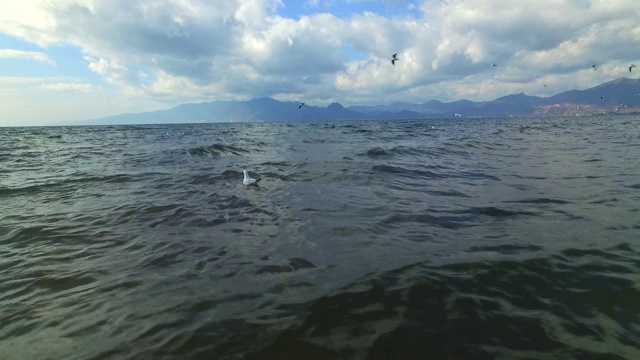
xmin=243 ymin=170 xmax=259 ymax=186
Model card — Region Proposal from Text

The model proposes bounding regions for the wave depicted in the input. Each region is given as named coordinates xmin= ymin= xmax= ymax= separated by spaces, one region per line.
xmin=467 ymin=244 xmax=545 ymax=254
xmin=187 ymin=144 xmax=249 ymax=156
xmin=0 ymin=174 xmax=136 ymax=198
xmin=371 ymin=164 xmax=499 ymax=183
xmin=246 ymin=245 xmax=640 ymax=360
xmin=255 ymin=257 xmax=317 ymax=275
xmin=362 ymin=146 xmax=424 ymax=159
xmin=456 ymin=206 xmax=539 ymax=217
xmin=371 ymin=164 xmax=442 ymax=179
xmin=381 ymin=213 xmax=473 ymax=230
xmin=2 ymin=118 xmax=639 ymax=360
xmin=504 ymin=197 xmax=571 ymax=205
xmin=188 ymin=170 xmax=242 ymax=185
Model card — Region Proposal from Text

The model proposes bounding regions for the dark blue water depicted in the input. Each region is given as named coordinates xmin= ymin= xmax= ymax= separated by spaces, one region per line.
xmin=1 ymin=116 xmax=639 ymax=360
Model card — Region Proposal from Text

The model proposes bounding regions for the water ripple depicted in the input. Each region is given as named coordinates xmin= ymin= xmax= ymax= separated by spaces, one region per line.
xmin=1 ymin=117 xmax=639 ymax=360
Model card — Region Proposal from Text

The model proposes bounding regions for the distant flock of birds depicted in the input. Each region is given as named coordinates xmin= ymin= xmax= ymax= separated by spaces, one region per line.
xmin=295 ymin=54 xmax=637 ymax=111
xmin=592 ymin=63 xmax=636 ymax=108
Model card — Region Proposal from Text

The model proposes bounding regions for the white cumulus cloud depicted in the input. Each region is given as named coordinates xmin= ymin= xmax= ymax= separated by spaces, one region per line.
xmin=0 ymin=0 xmax=639 ymax=113
xmin=0 ymin=49 xmax=55 ymax=64
xmin=34 ymin=82 xmax=100 ymax=93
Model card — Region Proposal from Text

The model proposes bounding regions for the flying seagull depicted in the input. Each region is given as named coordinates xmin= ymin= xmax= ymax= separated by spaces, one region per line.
xmin=391 ymin=53 xmax=399 ymax=65
xmin=630 ymin=64 xmax=636 ymax=72
xmin=243 ymin=170 xmax=260 ymax=186
xmin=299 ymin=102 xmax=305 ymax=109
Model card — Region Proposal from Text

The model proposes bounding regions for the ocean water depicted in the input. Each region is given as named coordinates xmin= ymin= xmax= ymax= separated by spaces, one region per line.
xmin=1 ymin=116 xmax=639 ymax=360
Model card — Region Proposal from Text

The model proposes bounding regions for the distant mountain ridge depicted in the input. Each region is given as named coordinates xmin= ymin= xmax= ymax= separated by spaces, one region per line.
xmin=78 ymin=77 xmax=640 ymax=125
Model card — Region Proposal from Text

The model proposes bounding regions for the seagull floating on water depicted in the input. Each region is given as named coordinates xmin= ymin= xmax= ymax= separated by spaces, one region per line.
xmin=491 ymin=64 xmax=498 ymax=67
xmin=592 ymin=64 xmax=597 ymax=70
xmin=630 ymin=64 xmax=636 ymax=72
xmin=391 ymin=53 xmax=399 ymax=65
xmin=243 ymin=170 xmax=259 ymax=186
xmin=299 ymin=102 xmax=305 ymax=109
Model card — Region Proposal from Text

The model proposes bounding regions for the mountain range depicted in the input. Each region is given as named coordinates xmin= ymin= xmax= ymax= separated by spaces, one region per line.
xmin=78 ymin=77 xmax=640 ymax=125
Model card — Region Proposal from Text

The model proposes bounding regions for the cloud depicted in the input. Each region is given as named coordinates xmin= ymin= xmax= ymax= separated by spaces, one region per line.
xmin=0 ymin=49 xmax=55 ymax=64
xmin=0 ymin=76 xmax=52 ymax=85
xmin=1 ymin=0 xmax=639 ymax=112
xmin=34 ymin=82 xmax=100 ymax=93
xmin=83 ymin=55 xmax=141 ymax=86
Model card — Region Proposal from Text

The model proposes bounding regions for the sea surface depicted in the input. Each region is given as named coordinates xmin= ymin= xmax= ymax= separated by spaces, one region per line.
xmin=1 ymin=116 xmax=639 ymax=360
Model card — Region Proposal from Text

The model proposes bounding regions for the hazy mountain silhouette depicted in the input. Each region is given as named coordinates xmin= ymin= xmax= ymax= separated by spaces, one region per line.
xmin=547 ymin=77 xmax=640 ymax=106
xmin=77 ymin=77 xmax=640 ymax=125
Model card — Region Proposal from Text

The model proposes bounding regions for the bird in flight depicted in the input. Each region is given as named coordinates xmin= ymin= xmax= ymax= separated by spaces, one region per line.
xmin=391 ymin=53 xmax=399 ymax=65
xmin=299 ymin=102 xmax=305 ymax=109
xmin=630 ymin=64 xmax=636 ymax=72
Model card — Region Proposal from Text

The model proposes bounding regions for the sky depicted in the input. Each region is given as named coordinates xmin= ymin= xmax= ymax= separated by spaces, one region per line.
xmin=1 ymin=0 xmax=639 ymax=126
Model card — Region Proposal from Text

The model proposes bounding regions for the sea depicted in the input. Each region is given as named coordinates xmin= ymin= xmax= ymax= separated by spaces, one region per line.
xmin=1 ymin=115 xmax=639 ymax=360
